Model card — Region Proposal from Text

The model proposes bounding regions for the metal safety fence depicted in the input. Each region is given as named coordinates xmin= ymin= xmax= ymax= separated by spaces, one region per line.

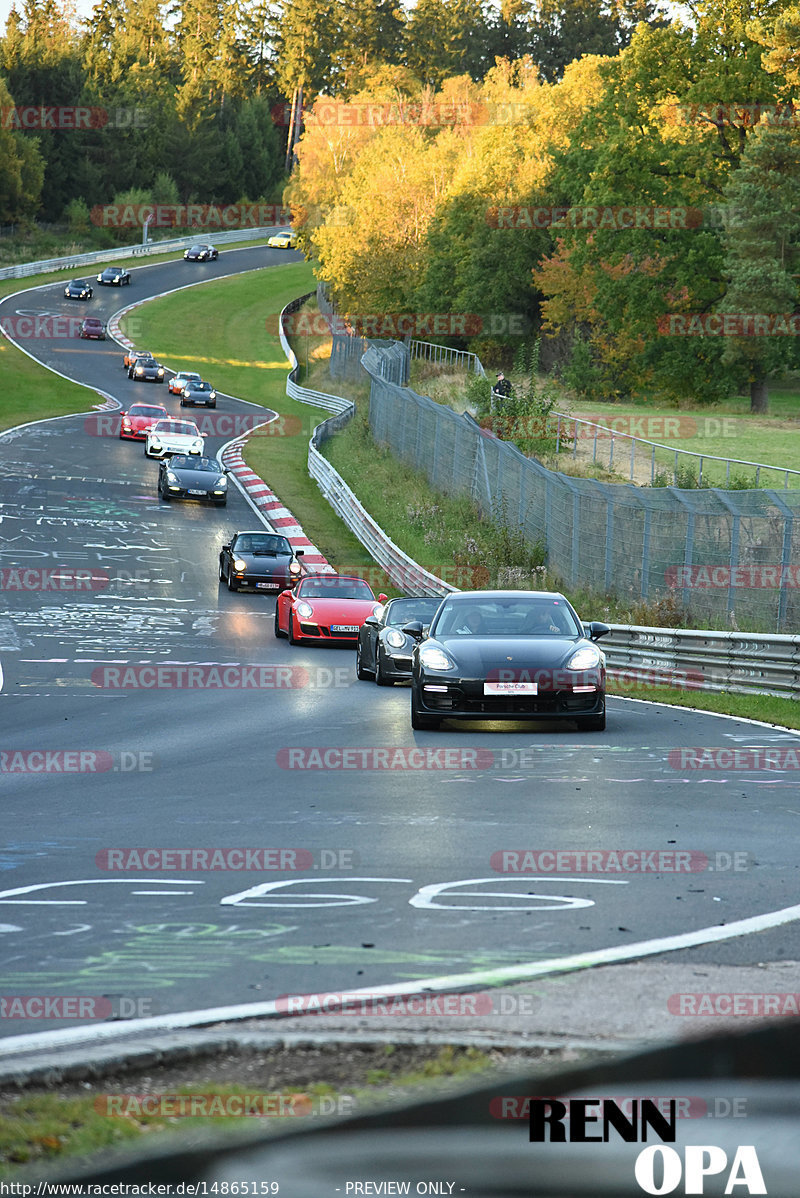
xmin=359 ymin=343 xmax=800 ymax=633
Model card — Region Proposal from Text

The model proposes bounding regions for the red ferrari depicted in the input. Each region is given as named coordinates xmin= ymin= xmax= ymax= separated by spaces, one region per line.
xmin=119 ymin=402 xmax=169 ymax=441
xmin=275 ymin=574 xmax=387 ymax=645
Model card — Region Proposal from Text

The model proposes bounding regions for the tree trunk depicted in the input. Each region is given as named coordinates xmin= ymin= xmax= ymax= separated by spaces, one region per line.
xmin=750 ymin=377 xmax=769 ymax=413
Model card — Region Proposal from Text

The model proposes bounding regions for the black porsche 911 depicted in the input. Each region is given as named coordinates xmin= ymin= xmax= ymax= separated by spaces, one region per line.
xmin=96 ymin=266 xmax=131 ymax=286
xmin=181 ymin=379 xmax=217 ymax=407
xmin=183 ymin=244 xmax=218 ymax=261
xmin=64 ymin=280 xmax=93 ymax=300
xmin=406 ymin=590 xmax=609 ymax=732
xmin=356 ymin=595 xmax=443 ymax=685
xmin=158 ymin=455 xmax=228 ymax=505
xmin=130 ymin=357 xmax=165 ymax=382
xmin=219 ymin=531 xmax=304 ymax=593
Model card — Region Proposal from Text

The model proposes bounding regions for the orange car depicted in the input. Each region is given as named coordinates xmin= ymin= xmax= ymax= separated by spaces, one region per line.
xmin=123 ymin=348 xmax=152 ymax=370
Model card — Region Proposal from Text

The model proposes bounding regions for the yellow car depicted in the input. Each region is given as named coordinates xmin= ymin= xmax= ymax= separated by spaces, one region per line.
xmin=267 ymin=229 xmax=298 ymax=249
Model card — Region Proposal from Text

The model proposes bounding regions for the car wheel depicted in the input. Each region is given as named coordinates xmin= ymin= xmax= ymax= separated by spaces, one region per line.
xmin=180 ymin=399 xmax=186 ymax=406
xmin=375 ymin=645 xmax=394 ymax=686
xmin=218 ymin=558 xmax=225 ymax=582
xmin=356 ymin=641 xmax=374 ymax=681
xmin=411 ymin=687 xmax=441 ymax=731
xmin=288 ymin=612 xmax=301 ymax=645
xmin=577 ymin=709 xmax=606 ymax=732
xmin=274 ymin=607 xmax=287 ymax=639
xmin=226 ymin=569 xmax=238 ymax=592
xmin=158 ymin=481 xmax=170 ymax=501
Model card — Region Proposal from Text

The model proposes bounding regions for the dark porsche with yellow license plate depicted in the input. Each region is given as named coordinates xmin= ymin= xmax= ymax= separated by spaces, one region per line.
xmin=406 ymin=590 xmax=609 ymax=732
xmin=219 ymin=532 xmax=304 ymax=592
xmin=158 ymin=455 xmax=228 ymax=505
xmin=130 ymin=356 xmax=165 ymax=382
xmin=357 ymin=595 xmax=443 ymax=685
xmin=181 ymin=379 xmax=217 ymax=407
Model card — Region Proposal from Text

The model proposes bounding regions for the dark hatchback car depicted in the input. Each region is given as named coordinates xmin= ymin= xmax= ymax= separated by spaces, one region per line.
xmin=130 ymin=357 xmax=165 ymax=382
xmin=183 ymin=244 xmax=218 ymax=261
xmin=181 ymin=379 xmax=217 ymax=407
xmin=357 ymin=595 xmax=443 ymax=685
xmin=64 ymin=279 xmax=93 ymax=300
xmin=219 ymin=532 xmax=304 ymax=592
xmin=407 ymin=590 xmax=609 ymax=732
xmin=96 ymin=266 xmax=131 ymax=286
xmin=79 ymin=317 xmax=106 ymax=340
xmin=159 ymin=455 xmax=228 ymax=506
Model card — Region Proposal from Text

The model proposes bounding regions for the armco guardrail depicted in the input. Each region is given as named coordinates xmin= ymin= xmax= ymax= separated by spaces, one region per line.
xmin=273 ymin=292 xmax=800 ymax=694
xmin=604 ymin=625 xmax=800 ymax=698
xmin=0 ymin=227 xmax=274 ymax=281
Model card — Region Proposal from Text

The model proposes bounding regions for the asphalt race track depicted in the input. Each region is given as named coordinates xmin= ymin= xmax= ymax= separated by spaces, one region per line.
xmin=2 ymin=246 xmax=799 ymax=1038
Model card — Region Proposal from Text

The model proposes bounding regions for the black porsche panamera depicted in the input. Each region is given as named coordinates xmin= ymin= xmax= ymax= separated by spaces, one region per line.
xmin=406 ymin=590 xmax=610 ymax=732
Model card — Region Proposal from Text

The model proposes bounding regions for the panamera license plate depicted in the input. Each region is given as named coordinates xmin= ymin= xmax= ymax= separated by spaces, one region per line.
xmin=256 ymin=582 xmax=279 ymax=589
xmin=484 ymin=681 xmax=538 ymax=695
xmin=332 ymin=624 xmax=358 ymax=632
xmin=188 ymin=489 xmax=205 ymax=495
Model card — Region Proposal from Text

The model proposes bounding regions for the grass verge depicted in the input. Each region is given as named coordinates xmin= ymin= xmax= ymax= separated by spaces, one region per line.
xmin=608 ymin=680 xmax=800 ymax=729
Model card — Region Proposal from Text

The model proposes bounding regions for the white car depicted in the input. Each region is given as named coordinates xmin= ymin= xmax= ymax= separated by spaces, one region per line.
xmin=145 ymin=419 xmax=204 ymax=459
xmin=168 ymin=371 xmax=202 ymax=395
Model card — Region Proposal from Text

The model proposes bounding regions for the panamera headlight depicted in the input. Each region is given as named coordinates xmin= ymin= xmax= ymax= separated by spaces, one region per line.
xmin=296 ymin=601 xmax=314 ymax=619
xmin=191 ymin=439 xmax=203 ymax=451
xmin=233 ymin=558 xmax=247 ymax=572
xmin=419 ymin=645 xmax=455 ymax=671
xmin=567 ymin=645 xmax=602 ymax=671
xmin=385 ymin=629 xmax=406 ymax=649
xmin=166 ymin=471 xmax=178 ymax=484
xmin=215 ymin=475 xmax=227 ymax=487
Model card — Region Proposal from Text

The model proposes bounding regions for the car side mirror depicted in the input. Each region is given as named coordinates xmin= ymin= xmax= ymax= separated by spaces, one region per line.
xmin=377 ymin=593 xmax=388 ymax=602
xmin=363 ymin=615 xmax=379 ymax=628
xmin=295 ymin=549 xmax=304 ymax=557
xmin=587 ymin=621 xmax=611 ymax=641
xmin=222 ymin=543 xmax=230 ymax=551
xmin=402 ymin=620 xmax=425 ymax=640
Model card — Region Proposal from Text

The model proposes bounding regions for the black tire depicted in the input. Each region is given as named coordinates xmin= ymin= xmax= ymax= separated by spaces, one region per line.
xmin=158 ymin=483 xmax=170 ymax=502
xmin=288 ymin=612 xmax=300 ymax=645
xmin=411 ymin=688 xmax=441 ymax=731
xmin=356 ymin=641 xmax=374 ymax=681
xmin=577 ymin=709 xmax=606 ymax=732
xmin=218 ymin=557 xmax=225 ymax=582
xmin=227 ymin=568 xmax=238 ymax=592
xmin=274 ymin=607 xmax=287 ymax=639
xmin=375 ymin=645 xmax=394 ymax=686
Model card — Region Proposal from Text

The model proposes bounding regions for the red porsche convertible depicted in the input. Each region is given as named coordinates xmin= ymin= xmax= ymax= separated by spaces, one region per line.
xmin=274 ymin=574 xmax=387 ymax=645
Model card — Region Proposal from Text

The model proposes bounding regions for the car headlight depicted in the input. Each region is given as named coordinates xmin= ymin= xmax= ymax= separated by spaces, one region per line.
xmin=385 ymin=629 xmax=406 ymax=649
xmin=295 ymin=601 xmax=314 ymax=619
xmin=567 ymin=645 xmax=602 ymax=670
xmin=135 ymin=368 xmax=143 ymax=375
xmin=157 ymin=368 xmax=164 ymax=375
xmin=191 ymin=439 xmax=202 ymax=451
xmin=96 ymin=274 xmax=102 ymax=281
xmin=151 ymin=438 xmax=161 ymax=448
xmin=233 ymin=558 xmax=247 ymax=572
xmin=215 ymin=475 xmax=227 ymax=487
xmin=419 ymin=645 xmax=455 ymax=671
xmin=289 ymin=560 xmax=302 ymax=575
xmin=208 ymin=391 xmax=216 ymax=399
xmin=166 ymin=471 xmax=178 ymax=484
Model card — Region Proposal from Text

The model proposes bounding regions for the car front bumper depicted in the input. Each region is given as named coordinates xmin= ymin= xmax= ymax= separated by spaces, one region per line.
xmin=414 ymin=675 xmax=605 ymax=719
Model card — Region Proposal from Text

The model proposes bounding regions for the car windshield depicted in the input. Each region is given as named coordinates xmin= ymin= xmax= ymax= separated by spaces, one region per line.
xmin=84 ymin=319 xmax=102 ymax=325
xmin=138 ymin=359 xmax=158 ymax=366
xmin=189 ymin=246 xmax=207 ymax=252
xmin=433 ymin=597 xmax=581 ymax=638
xmin=298 ymin=577 xmax=373 ymax=600
xmin=129 ymin=406 xmax=164 ymax=417
xmin=235 ymin=535 xmax=291 ymax=555
xmin=385 ymin=598 xmax=442 ymax=626
xmin=170 ymin=456 xmax=221 ymax=472
xmin=154 ymin=421 xmax=198 ymax=436
xmin=187 ymin=381 xmax=211 ymax=391
xmin=180 ymin=373 xmax=201 ymax=382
